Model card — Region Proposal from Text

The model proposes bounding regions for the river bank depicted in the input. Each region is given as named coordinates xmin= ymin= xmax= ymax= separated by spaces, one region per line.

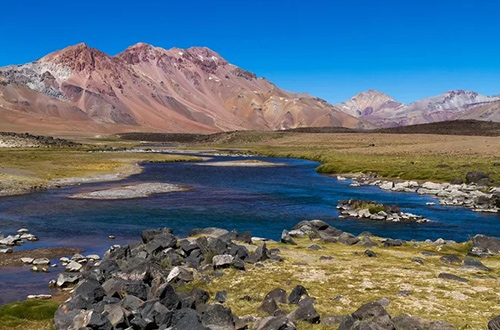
xmin=16 ymin=222 xmax=500 ymax=330
xmin=0 ymin=148 xmax=200 ymax=198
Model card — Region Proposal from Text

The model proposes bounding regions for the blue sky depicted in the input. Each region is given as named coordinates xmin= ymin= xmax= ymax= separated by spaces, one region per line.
xmin=1 ymin=0 xmax=499 ymax=103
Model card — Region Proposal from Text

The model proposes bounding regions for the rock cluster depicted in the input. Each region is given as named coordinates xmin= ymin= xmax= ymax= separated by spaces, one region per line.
xmin=347 ymin=172 xmax=500 ymax=213
xmin=51 ymin=223 xmax=500 ymax=329
xmin=53 ymin=227 xmax=280 ymax=330
xmin=337 ymin=199 xmax=430 ymax=223
xmin=0 ymin=228 xmax=38 ymax=250
xmin=337 ymin=301 xmax=455 ymax=329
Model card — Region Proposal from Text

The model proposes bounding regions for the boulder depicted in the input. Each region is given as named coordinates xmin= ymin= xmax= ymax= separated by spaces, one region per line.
xmin=438 ymin=273 xmax=468 ymax=283
xmin=213 ymin=254 xmax=234 ymax=268
xmin=338 ymin=232 xmax=359 ymax=245
xmin=352 ymin=302 xmax=390 ymax=320
xmin=251 ymin=316 xmax=296 ymax=330
xmin=287 ymin=297 xmax=320 ymax=324
xmin=280 ymin=230 xmax=297 ymax=245
xmin=171 ymin=308 xmax=206 ymax=330
xmin=288 ymin=285 xmax=308 ymax=304
xmin=364 ymin=250 xmax=377 ymax=258
xmin=201 ymin=304 xmax=235 ymax=330
xmin=258 ymin=297 xmax=279 ymax=315
xmin=393 ymin=314 xmax=455 ymax=330
xmin=470 ymin=235 xmax=500 ymax=257
xmin=460 ymin=258 xmax=491 ymax=271
xmin=489 ymin=315 xmax=500 ymax=330
xmin=466 ymin=171 xmax=493 ymax=185
xmin=215 ymin=290 xmax=227 ymax=303
xmin=56 ymin=273 xmax=81 ymax=288
xmin=66 ymin=260 xmax=83 ymax=272
xmin=247 ymin=243 xmax=269 ymax=264
xmin=141 ymin=227 xmax=173 ymax=243
xmin=265 ymin=288 xmax=287 ymax=304
xmin=32 ymin=258 xmax=50 ymax=265
xmin=439 ymin=255 xmax=462 ymax=265
xmin=167 ymin=266 xmax=194 ymax=283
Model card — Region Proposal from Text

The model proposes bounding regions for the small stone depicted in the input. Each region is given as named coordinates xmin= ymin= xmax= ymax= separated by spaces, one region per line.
xmin=364 ymin=250 xmax=377 ymax=258
xmin=438 ymin=273 xmax=469 ymax=283
xmin=19 ymin=257 xmax=34 ymax=266
xmin=32 ymin=258 xmax=50 ymax=265
xmin=65 ymin=260 xmax=83 ymax=272
xmin=215 ymin=290 xmax=227 ymax=303
xmin=108 ymin=235 xmax=116 ymax=240
xmin=0 ymin=248 xmax=13 ymax=254
xmin=377 ymin=297 xmax=391 ymax=307
xmin=412 ymin=257 xmax=425 ymax=265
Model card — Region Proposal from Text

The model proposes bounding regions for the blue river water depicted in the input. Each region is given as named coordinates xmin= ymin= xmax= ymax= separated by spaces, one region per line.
xmin=0 ymin=154 xmax=498 ymax=304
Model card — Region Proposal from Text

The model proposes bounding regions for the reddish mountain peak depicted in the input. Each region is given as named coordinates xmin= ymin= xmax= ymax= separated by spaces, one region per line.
xmin=41 ymin=43 xmax=114 ymax=73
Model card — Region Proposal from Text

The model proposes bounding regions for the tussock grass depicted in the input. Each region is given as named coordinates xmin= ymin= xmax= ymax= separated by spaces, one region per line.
xmin=186 ymin=238 xmax=500 ymax=329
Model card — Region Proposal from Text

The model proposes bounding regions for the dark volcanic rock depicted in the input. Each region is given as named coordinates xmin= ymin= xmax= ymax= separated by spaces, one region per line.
xmin=364 ymin=249 xmax=377 ymax=258
xmin=466 ymin=171 xmax=493 ymax=185
xmin=141 ymin=227 xmax=173 ymax=243
xmin=265 ymin=288 xmax=287 ymax=304
xmin=251 ymin=316 xmax=297 ymax=330
xmin=438 ymin=273 xmax=469 ymax=283
xmin=288 ymin=285 xmax=308 ymax=304
xmin=352 ymin=302 xmax=390 ymax=320
xmin=287 ymin=297 xmax=320 ymax=323
xmin=461 ymin=258 xmax=491 ymax=271
xmin=201 ymin=304 xmax=236 ymax=330
xmin=215 ymin=290 xmax=227 ymax=303
xmin=393 ymin=314 xmax=455 ymax=330
xmin=258 ymin=297 xmax=279 ymax=315
xmin=470 ymin=234 xmax=500 ymax=257
xmin=489 ymin=315 xmax=500 ymax=330
xmin=439 ymin=254 xmax=463 ymax=265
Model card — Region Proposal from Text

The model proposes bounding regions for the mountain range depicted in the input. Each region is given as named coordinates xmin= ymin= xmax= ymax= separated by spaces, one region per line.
xmin=0 ymin=43 xmax=498 ymax=135
xmin=336 ymin=89 xmax=500 ymax=127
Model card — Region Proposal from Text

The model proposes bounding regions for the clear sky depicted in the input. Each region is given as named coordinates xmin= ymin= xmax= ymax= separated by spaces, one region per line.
xmin=1 ymin=0 xmax=499 ymax=103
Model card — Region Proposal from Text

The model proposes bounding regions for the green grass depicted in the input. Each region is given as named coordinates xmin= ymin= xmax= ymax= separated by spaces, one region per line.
xmin=0 ymin=300 xmax=58 ymax=330
xmin=255 ymin=148 xmax=500 ymax=183
xmin=0 ymin=148 xmax=200 ymax=193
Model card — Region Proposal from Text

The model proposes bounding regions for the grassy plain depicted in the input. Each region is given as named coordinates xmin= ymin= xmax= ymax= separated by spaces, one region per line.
xmin=186 ymin=131 xmax=500 ymax=183
xmin=188 ymin=237 xmax=500 ymax=330
xmin=0 ymin=148 xmax=199 ymax=195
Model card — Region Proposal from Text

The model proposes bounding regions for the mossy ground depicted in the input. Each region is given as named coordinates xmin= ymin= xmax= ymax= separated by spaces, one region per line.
xmin=0 ymin=299 xmax=58 ymax=330
xmin=186 ymin=238 xmax=500 ymax=329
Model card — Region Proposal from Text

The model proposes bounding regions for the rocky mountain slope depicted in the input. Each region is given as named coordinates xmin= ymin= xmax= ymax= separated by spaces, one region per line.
xmin=0 ymin=43 xmax=359 ymax=135
xmin=337 ymin=89 xmax=500 ymax=127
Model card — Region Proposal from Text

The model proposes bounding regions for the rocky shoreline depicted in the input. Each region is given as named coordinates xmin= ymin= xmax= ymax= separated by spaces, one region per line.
xmin=336 ymin=199 xmax=430 ymax=223
xmin=339 ymin=170 xmax=500 ymax=214
xmin=47 ymin=221 xmax=500 ymax=329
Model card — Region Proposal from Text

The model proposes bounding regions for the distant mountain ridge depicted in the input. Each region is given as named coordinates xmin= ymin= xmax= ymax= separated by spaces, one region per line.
xmin=0 ymin=43 xmax=359 ymax=135
xmin=336 ymin=89 xmax=500 ymax=127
